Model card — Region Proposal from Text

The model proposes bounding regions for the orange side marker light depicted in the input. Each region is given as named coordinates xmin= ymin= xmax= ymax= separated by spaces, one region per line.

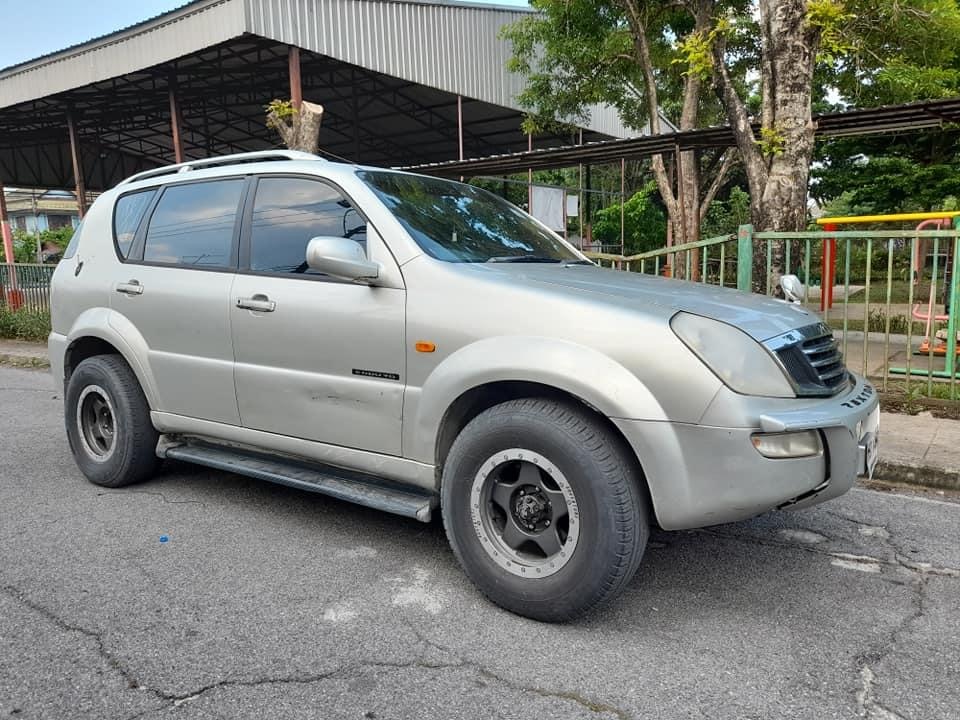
xmin=415 ymin=341 xmax=436 ymax=353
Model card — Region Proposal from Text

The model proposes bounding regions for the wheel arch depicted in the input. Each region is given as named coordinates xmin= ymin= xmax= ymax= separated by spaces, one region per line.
xmin=408 ymin=336 xmax=664 ymax=503
xmin=62 ymin=308 xmax=159 ymax=409
xmin=435 ymin=380 xmax=649 ymax=486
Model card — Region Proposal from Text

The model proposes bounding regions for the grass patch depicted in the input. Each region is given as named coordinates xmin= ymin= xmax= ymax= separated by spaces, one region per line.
xmin=827 ymin=314 xmax=928 ymax=336
xmin=841 ymin=279 xmax=915 ymax=304
xmin=0 ymin=308 xmax=51 ymax=342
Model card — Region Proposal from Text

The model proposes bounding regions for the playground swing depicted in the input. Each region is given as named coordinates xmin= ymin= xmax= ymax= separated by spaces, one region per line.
xmin=911 ymin=219 xmax=957 ymax=355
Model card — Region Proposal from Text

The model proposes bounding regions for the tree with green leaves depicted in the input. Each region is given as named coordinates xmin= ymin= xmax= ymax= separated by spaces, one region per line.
xmin=505 ymin=0 xmax=738 ymax=255
xmin=505 ymin=0 xmax=954 ymax=286
xmin=593 ymin=181 xmax=669 ymax=254
xmin=812 ymin=1 xmax=960 ymax=215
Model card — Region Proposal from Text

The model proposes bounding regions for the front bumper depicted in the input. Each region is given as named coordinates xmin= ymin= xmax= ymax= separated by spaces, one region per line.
xmin=613 ymin=373 xmax=879 ymax=530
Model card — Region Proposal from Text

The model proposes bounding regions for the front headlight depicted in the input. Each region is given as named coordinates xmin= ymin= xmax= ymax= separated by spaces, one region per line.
xmin=670 ymin=312 xmax=795 ymax=398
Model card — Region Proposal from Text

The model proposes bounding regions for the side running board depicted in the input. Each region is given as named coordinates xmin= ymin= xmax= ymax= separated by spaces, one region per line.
xmin=161 ymin=441 xmax=437 ymax=522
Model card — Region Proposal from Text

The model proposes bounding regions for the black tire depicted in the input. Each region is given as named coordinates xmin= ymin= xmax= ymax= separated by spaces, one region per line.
xmin=65 ymin=354 xmax=160 ymax=488
xmin=441 ymin=397 xmax=649 ymax=622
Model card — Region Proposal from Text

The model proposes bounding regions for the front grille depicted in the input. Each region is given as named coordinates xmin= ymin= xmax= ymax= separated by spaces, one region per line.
xmin=766 ymin=323 xmax=849 ymax=396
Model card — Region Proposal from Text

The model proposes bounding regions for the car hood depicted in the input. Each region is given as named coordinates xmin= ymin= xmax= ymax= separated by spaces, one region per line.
xmin=478 ymin=264 xmax=819 ymax=342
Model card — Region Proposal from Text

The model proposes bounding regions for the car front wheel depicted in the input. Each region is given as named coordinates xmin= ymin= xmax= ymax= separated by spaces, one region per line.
xmin=441 ymin=397 xmax=649 ymax=622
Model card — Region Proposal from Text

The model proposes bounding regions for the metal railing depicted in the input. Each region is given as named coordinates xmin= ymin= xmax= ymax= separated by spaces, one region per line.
xmin=584 ymin=222 xmax=960 ymax=401
xmin=0 ymin=263 xmax=56 ymax=314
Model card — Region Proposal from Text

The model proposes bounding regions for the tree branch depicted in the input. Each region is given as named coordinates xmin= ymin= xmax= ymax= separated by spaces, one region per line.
xmin=699 ymin=151 xmax=736 ymax=225
xmin=619 ymin=0 xmax=678 ymax=216
xmin=711 ymin=37 xmax=767 ymax=195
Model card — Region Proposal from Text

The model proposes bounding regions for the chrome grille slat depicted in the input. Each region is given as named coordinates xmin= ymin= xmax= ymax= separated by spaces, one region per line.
xmin=818 ymin=366 xmax=847 ymax=382
xmin=809 ymin=353 xmax=843 ymax=369
xmin=765 ymin=322 xmax=848 ymax=397
xmin=802 ymin=338 xmax=836 ymax=354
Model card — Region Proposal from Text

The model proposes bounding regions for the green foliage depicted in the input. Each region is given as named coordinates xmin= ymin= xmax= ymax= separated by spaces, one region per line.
xmin=702 ymin=187 xmax=751 ymax=239
xmin=1 ymin=226 xmax=74 ymax=264
xmin=0 ymin=308 xmax=50 ymax=342
xmin=756 ymin=126 xmax=787 ymax=157
xmin=805 ymin=0 xmax=854 ymax=62
xmin=265 ymin=99 xmax=297 ymax=130
xmin=829 ymin=0 xmax=960 ymax=105
xmin=875 ymin=58 xmax=960 ymax=103
xmin=592 ymin=182 xmax=667 ymax=254
xmin=866 ymin=308 xmax=911 ymax=335
xmin=502 ymin=0 xmax=653 ymax=132
xmin=3 ymin=231 xmax=37 ymax=263
xmin=813 ymin=134 xmax=960 ymax=214
xmin=674 ymin=30 xmax=714 ymax=79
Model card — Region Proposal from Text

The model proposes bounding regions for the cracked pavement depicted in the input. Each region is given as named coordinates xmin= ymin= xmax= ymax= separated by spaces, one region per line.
xmin=1 ymin=365 xmax=959 ymax=720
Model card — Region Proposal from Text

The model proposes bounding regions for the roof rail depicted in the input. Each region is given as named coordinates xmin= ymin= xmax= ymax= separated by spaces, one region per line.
xmin=118 ymin=150 xmax=322 ymax=186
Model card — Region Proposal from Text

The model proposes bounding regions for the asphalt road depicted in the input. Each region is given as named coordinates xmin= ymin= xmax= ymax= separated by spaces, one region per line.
xmin=1 ymin=365 xmax=959 ymax=720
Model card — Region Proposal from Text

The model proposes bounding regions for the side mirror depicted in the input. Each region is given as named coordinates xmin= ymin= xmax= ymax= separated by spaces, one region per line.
xmin=305 ymin=236 xmax=379 ymax=282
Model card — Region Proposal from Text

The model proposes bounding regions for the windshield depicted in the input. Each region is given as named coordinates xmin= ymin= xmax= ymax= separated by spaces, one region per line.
xmin=359 ymin=171 xmax=583 ymax=263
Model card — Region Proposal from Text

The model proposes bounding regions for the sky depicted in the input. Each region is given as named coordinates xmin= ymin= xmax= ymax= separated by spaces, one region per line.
xmin=0 ymin=0 xmax=531 ymax=70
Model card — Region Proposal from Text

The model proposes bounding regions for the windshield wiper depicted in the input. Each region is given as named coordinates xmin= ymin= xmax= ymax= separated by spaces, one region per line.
xmin=486 ymin=255 xmax=563 ymax=263
xmin=562 ymin=259 xmax=594 ymax=266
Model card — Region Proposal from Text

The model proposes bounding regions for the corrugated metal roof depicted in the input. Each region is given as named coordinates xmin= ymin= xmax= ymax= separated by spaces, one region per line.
xmin=0 ymin=0 xmax=638 ymax=139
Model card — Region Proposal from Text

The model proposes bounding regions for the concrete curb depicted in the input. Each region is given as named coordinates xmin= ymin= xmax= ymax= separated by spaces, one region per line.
xmin=872 ymin=460 xmax=960 ymax=492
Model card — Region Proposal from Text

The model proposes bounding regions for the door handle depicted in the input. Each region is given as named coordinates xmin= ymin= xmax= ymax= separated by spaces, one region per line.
xmin=115 ymin=280 xmax=143 ymax=296
xmin=236 ymin=294 xmax=276 ymax=312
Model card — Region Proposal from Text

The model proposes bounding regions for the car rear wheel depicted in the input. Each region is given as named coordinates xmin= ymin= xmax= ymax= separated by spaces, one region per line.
xmin=65 ymin=354 xmax=160 ymax=488
xmin=441 ymin=397 xmax=649 ymax=622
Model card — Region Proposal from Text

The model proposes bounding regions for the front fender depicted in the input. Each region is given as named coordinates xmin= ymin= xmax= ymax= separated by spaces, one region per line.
xmin=404 ymin=335 xmax=667 ymax=465
xmin=61 ymin=307 xmax=160 ymax=409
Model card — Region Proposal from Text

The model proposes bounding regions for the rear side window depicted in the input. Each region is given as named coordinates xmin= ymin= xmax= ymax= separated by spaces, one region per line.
xmin=249 ymin=176 xmax=366 ymax=274
xmin=113 ymin=189 xmax=156 ymax=258
xmin=61 ymin=220 xmax=84 ymax=260
xmin=143 ymin=179 xmax=244 ymax=268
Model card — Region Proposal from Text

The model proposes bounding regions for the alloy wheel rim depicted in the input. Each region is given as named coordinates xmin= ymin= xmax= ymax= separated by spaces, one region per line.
xmin=470 ymin=448 xmax=580 ymax=578
xmin=76 ymin=385 xmax=117 ymax=462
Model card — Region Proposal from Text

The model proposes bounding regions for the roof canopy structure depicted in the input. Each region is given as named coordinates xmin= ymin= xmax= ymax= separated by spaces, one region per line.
xmin=409 ymin=97 xmax=960 ymax=177
xmin=0 ymin=0 xmax=639 ymax=193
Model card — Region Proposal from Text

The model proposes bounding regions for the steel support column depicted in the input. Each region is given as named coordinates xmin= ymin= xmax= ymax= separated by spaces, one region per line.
xmin=527 ymin=133 xmax=533 ymax=211
xmin=289 ymin=46 xmax=303 ymax=110
xmin=620 ymin=158 xmax=627 ymax=255
xmin=66 ymin=112 xmax=87 ymax=217
xmin=168 ymin=79 xmax=184 ymax=163
xmin=0 ymin=178 xmax=17 ymax=295
xmin=457 ymin=95 xmax=465 ymax=161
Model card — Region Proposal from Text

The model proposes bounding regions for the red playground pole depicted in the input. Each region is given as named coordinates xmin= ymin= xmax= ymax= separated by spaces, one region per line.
xmin=821 ymin=223 xmax=837 ymax=312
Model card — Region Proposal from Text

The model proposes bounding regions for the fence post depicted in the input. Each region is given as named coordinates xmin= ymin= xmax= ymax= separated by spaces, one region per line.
xmin=945 ymin=217 xmax=960 ymax=381
xmin=737 ymin=224 xmax=753 ymax=293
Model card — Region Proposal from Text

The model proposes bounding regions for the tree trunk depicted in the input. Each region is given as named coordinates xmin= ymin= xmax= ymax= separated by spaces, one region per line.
xmin=620 ymin=0 xmax=729 ymax=280
xmin=268 ymin=101 xmax=325 ymax=154
xmin=713 ymin=0 xmax=819 ymax=293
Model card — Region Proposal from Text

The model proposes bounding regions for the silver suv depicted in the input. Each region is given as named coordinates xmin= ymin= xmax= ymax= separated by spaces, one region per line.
xmin=49 ymin=150 xmax=879 ymax=621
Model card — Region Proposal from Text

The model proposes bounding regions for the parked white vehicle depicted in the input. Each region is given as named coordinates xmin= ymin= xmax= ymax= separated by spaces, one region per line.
xmin=49 ymin=151 xmax=879 ymax=620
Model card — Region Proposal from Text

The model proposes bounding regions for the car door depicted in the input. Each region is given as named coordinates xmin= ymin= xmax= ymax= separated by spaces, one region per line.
xmin=110 ymin=177 xmax=245 ymax=425
xmin=230 ymin=174 xmax=405 ymax=455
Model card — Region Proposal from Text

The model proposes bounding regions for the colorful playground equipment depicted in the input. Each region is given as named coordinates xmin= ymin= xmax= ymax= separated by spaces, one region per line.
xmin=816 ymin=211 xmax=960 ymax=379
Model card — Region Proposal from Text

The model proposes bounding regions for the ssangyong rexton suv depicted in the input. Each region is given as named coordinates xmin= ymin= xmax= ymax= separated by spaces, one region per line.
xmin=49 ymin=150 xmax=879 ymax=621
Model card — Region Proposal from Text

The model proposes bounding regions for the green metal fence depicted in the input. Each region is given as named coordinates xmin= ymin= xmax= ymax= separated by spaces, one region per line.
xmin=585 ymin=222 xmax=960 ymax=400
xmin=0 ymin=264 xmax=56 ymax=314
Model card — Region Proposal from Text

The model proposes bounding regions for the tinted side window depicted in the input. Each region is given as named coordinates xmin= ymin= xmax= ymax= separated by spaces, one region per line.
xmin=249 ymin=177 xmax=366 ymax=274
xmin=61 ymin=220 xmax=84 ymax=260
xmin=113 ymin=189 xmax=156 ymax=258
xmin=143 ymin=179 xmax=244 ymax=267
